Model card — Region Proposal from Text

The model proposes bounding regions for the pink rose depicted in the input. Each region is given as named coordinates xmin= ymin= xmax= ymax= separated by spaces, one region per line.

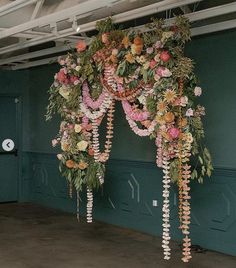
xmin=186 ymin=108 xmax=194 ymax=117
xmin=70 ymin=76 xmax=79 ymax=85
xmin=57 ymin=69 xmax=67 ymax=83
xmin=160 ymin=51 xmax=171 ymax=62
xmin=76 ymin=40 xmax=87 ymax=52
xmin=156 ymin=67 xmax=172 ymax=77
xmin=149 ymin=59 xmax=157 ymax=69
xmin=168 ymin=127 xmax=180 ymax=139
xmin=194 ymin=86 xmax=202 ymax=96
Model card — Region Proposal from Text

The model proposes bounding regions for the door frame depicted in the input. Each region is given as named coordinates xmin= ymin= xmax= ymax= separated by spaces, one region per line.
xmin=0 ymin=93 xmax=23 ymax=202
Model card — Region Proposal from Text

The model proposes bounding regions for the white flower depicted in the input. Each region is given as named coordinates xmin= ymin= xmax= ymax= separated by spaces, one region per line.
xmin=154 ymin=54 xmax=160 ymax=62
xmin=77 ymin=140 xmax=88 ymax=151
xmin=146 ymin=47 xmax=153 ymax=54
xmin=180 ymin=96 xmax=188 ymax=107
xmin=138 ymin=95 xmax=146 ymax=105
xmin=59 ymin=87 xmax=70 ymax=99
xmin=52 ymin=139 xmax=58 ymax=147
xmin=186 ymin=108 xmax=194 ymax=117
xmin=74 ymin=124 xmax=82 ymax=133
xmin=57 ymin=154 xmax=63 ymax=160
xmin=154 ymin=40 xmax=163 ymax=49
xmin=75 ymin=65 xmax=81 ymax=72
xmin=194 ymin=86 xmax=202 ymax=96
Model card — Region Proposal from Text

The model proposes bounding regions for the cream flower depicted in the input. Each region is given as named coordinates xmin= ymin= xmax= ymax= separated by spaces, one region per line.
xmin=161 ymin=31 xmax=174 ymax=42
xmin=61 ymin=142 xmax=69 ymax=151
xmin=186 ymin=108 xmax=194 ymax=117
xmin=154 ymin=54 xmax=160 ymax=62
xmin=74 ymin=124 xmax=82 ymax=133
xmin=131 ymin=44 xmax=136 ymax=55
xmin=77 ymin=140 xmax=88 ymax=151
xmin=194 ymin=86 xmax=202 ymax=96
xmin=180 ymin=96 xmax=188 ymax=107
xmin=57 ymin=154 xmax=63 ymax=160
xmin=139 ymin=55 xmax=146 ymax=63
xmin=59 ymin=87 xmax=70 ymax=100
xmin=143 ymin=62 xmax=149 ymax=70
xmin=75 ymin=65 xmax=81 ymax=72
xmin=138 ymin=95 xmax=146 ymax=105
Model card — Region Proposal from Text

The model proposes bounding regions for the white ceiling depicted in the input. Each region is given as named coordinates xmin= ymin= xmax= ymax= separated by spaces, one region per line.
xmin=0 ymin=0 xmax=236 ymax=70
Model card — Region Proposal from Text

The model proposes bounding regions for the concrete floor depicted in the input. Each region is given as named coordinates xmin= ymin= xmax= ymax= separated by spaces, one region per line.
xmin=0 ymin=203 xmax=235 ymax=268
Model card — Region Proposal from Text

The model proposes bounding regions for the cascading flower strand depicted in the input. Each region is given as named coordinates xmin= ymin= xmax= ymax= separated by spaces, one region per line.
xmin=162 ymin=152 xmax=171 ymax=260
xmin=181 ymin=138 xmax=192 ymax=262
xmin=86 ymin=187 xmax=93 ymax=223
xmin=91 ymin=99 xmax=115 ymax=165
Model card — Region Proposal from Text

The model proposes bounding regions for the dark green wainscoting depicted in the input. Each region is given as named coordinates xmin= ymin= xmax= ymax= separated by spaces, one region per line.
xmin=28 ymin=152 xmax=236 ymax=256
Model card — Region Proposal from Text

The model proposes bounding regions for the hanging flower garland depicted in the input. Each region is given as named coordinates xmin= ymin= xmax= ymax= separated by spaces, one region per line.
xmin=46 ymin=16 xmax=213 ymax=263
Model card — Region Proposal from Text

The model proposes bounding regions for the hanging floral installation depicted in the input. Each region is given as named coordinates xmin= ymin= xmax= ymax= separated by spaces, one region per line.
xmin=46 ymin=16 xmax=213 ymax=263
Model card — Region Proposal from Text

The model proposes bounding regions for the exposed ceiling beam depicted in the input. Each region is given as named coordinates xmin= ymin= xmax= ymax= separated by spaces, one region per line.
xmin=0 ymin=45 xmax=73 ymax=66
xmin=0 ymin=0 xmax=202 ymax=55
xmin=191 ymin=19 xmax=236 ymax=36
xmin=0 ymin=0 xmax=122 ymax=40
xmin=183 ymin=1 xmax=236 ymax=22
xmin=0 ymin=27 xmax=82 ymax=43
xmin=0 ymin=0 xmax=37 ymax=17
xmin=0 ymin=28 xmax=88 ymax=55
xmin=31 ymin=0 xmax=45 ymax=20
xmin=11 ymin=56 xmax=58 ymax=70
xmin=11 ymin=16 xmax=236 ymax=71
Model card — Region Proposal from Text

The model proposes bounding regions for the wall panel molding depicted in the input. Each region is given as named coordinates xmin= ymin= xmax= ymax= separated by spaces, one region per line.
xmin=27 ymin=152 xmax=236 ymax=256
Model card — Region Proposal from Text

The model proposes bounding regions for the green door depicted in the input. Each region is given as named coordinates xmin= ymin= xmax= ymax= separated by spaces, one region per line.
xmin=0 ymin=96 xmax=18 ymax=202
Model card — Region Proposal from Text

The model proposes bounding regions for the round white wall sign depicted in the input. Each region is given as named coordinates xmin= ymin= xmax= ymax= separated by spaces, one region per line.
xmin=2 ymin=139 xmax=15 ymax=152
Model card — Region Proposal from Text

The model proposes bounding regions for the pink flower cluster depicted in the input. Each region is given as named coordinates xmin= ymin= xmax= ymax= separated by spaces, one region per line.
xmin=56 ymin=68 xmax=80 ymax=85
xmin=122 ymin=100 xmax=149 ymax=121
xmin=82 ymin=82 xmax=106 ymax=110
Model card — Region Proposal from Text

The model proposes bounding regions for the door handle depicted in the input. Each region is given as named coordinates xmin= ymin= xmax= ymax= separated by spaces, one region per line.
xmin=0 ymin=149 xmax=18 ymax=156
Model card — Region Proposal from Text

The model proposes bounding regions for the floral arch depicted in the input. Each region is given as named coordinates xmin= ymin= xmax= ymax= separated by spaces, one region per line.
xmin=46 ymin=17 xmax=213 ymax=263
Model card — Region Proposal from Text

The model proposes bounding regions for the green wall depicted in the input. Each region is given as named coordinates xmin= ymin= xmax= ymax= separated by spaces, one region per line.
xmin=1 ymin=29 xmax=236 ymax=256
xmin=0 ymin=70 xmax=31 ymax=201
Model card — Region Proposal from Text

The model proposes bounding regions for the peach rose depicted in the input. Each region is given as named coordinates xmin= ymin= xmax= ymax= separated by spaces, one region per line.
xmin=101 ymin=33 xmax=109 ymax=44
xmin=125 ymin=53 xmax=135 ymax=63
xmin=66 ymin=160 xmax=75 ymax=169
xmin=78 ymin=160 xmax=88 ymax=170
xmin=76 ymin=40 xmax=87 ymax=52
xmin=122 ymin=36 xmax=130 ymax=48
